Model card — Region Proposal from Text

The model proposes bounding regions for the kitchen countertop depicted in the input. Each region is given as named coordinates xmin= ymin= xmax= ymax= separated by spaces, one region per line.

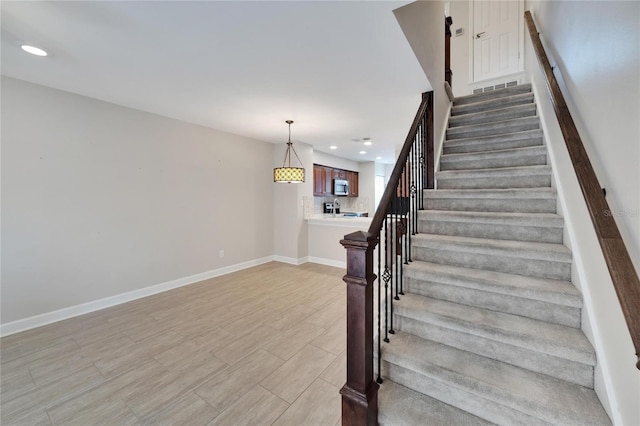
xmin=307 ymin=214 xmax=372 ymax=228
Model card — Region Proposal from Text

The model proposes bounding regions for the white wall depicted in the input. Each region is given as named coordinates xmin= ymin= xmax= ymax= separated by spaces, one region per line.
xmin=313 ymin=151 xmax=359 ymax=172
xmin=523 ymin=2 xmax=640 ymax=424
xmin=394 ymin=0 xmax=450 ymax=171
xmin=1 ymin=76 xmax=275 ymax=326
xmin=526 ymin=1 xmax=639 ymax=271
xmin=449 ymin=0 xmax=472 ymax=96
xmin=307 ymin=220 xmax=371 ymax=267
xmin=358 ymin=161 xmax=376 ymax=215
xmin=273 ymin=142 xmax=313 ymax=264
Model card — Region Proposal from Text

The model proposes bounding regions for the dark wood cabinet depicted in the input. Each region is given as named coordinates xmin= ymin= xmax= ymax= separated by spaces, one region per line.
xmin=332 ymin=169 xmax=347 ymax=180
xmin=313 ymin=164 xmax=334 ymax=196
xmin=347 ymin=171 xmax=358 ymax=197
xmin=314 ymin=164 xmax=358 ymax=197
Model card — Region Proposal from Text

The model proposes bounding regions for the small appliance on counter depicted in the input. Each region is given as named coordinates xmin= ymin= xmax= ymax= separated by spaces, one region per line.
xmin=324 ymin=202 xmax=340 ymax=214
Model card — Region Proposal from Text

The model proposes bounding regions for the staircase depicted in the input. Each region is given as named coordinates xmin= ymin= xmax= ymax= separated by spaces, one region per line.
xmin=378 ymin=85 xmax=611 ymax=425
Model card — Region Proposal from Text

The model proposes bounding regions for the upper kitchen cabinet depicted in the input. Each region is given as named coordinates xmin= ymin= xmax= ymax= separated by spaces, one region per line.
xmin=314 ymin=164 xmax=359 ymax=197
xmin=347 ymin=171 xmax=358 ymax=197
xmin=331 ymin=169 xmax=347 ymax=180
xmin=313 ymin=164 xmax=333 ymax=196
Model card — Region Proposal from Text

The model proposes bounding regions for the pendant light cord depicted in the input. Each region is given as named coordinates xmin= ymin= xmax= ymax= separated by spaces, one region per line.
xmin=281 ymin=121 xmax=303 ymax=168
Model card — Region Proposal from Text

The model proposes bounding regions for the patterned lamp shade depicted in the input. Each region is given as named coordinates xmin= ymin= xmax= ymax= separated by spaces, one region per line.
xmin=274 ymin=120 xmax=305 ymax=183
xmin=274 ymin=167 xmax=305 ymax=183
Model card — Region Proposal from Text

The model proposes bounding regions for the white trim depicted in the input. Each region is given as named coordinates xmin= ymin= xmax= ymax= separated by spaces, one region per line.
xmin=273 ymin=255 xmax=308 ymax=266
xmin=434 ymin=102 xmax=453 ymax=185
xmin=0 ymin=256 xmax=274 ymax=337
xmin=307 ymin=256 xmax=346 ymax=269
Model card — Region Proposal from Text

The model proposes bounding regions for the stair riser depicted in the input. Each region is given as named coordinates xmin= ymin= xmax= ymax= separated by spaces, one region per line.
xmin=436 ymin=174 xmax=551 ymax=189
xmin=447 ymin=119 xmax=540 ymax=140
xmin=444 ymin=137 xmax=543 ymax=154
xmin=440 ymin=152 xmax=547 ymax=171
xmin=381 ymin=361 xmax=544 ymax=425
xmin=424 ymin=197 xmax=557 ymax=213
xmin=404 ymin=277 xmax=580 ymax=327
xmin=449 ymin=106 xmax=537 ymax=128
xmin=411 ymin=246 xmax=571 ymax=280
xmin=452 ymin=95 xmax=534 ymax=116
xmin=417 ymin=220 xmax=563 ymax=243
xmin=394 ymin=315 xmax=593 ymax=388
xmin=454 ymin=85 xmax=532 ymax=106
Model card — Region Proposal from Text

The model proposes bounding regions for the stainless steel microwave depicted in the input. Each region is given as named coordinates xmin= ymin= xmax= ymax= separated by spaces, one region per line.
xmin=334 ymin=179 xmax=349 ymax=196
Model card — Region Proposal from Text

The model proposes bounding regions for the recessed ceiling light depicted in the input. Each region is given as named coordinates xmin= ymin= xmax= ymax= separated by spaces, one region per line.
xmin=330 ymin=145 xmax=337 ymax=150
xmin=376 ymin=156 xmax=382 ymax=160
xmin=360 ymin=151 xmax=367 ymax=154
xmin=363 ymin=141 xmax=372 ymax=146
xmin=21 ymin=45 xmax=47 ymax=56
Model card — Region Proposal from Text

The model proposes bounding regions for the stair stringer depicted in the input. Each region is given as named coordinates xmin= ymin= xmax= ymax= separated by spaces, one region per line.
xmin=529 ymin=77 xmax=640 ymax=426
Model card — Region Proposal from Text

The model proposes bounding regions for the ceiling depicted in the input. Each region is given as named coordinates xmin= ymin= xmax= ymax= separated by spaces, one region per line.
xmin=1 ymin=1 xmax=430 ymax=164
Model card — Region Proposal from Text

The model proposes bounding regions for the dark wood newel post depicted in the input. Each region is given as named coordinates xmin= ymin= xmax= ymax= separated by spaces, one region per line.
xmin=340 ymin=230 xmax=379 ymax=426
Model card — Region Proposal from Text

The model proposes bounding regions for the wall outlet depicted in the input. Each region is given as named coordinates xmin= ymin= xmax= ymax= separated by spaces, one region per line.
xmin=219 ymin=250 xmax=225 ymax=258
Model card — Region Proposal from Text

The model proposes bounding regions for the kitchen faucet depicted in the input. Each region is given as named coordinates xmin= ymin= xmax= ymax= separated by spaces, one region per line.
xmin=333 ymin=199 xmax=340 ymax=218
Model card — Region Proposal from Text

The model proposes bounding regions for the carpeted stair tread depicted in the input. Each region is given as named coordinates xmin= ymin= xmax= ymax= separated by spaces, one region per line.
xmin=419 ymin=210 xmax=563 ymax=228
xmin=452 ymin=92 xmax=534 ymax=116
xmin=424 ymin=188 xmax=556 ymax=200
xmin=453 ymin=84 xmax=532 ymax=106
xmin=411 ymin=233 xmax=571 ymax=262
xmin=381 ymin=331 xmax=611 ymax=425
xmin=446 ymin=116 xmax=540 ymax=140
xmin=449 ymin=103 xmax=537 ymax=128
xmin=403 ymin=261 xmax=581 ymax=308
xmin=443 ymin=129 xmax=543 ymax=154
xmin=440 ymin=146 xmax=548 ymax=171
xmin=410 ymin=234 xmax=571 ymax=280
xmin=424 ymin=188 xmax=557 ymax=213
xmin=378 ymin=380 xmax=494 ymax=426
xmin=403 ymin=261 xmax=581 ymax=328
xmin=436 ymin=165 xmax=552 ymax=190
xmin=417 ymin=210 xmax=563 ymax=243
xmin=394 ymin=293 xmax=595 ymax=366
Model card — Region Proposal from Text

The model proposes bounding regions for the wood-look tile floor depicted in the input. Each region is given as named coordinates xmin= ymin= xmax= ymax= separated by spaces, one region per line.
xmin=1 ymin=262 xmax=346 ymax=426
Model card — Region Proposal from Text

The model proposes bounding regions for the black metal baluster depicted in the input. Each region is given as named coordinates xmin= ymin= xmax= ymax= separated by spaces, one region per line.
xmin=409 ymin=147 xmax=415 ymax=262
xmin=403 ymin=161 xmax=409 ymax=268
xmin=383 ymin=216 xmax=390 ymax=343
xmin=389 ymin=196 xmax=395 ymax=335
xmin=394 ymin=197 xmax=400 ymax=301
xmin=412 ymin=142 xmax=417 ymax=236
xmin=415 ymin=127 xmax=419 ymax=214
xmin=421 ymin=111 xmax=426 ymax=209
xmin=377 ymin=236 xmax=382 ymax=384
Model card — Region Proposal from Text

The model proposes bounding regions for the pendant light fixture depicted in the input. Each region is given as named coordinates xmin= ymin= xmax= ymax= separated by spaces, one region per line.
xmin=274 ymin=120 xmax=305 ymax=183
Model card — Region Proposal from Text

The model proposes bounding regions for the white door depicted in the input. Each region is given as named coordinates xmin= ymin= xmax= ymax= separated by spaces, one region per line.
xmin=472 ymin=0 xmax=522 ymax=82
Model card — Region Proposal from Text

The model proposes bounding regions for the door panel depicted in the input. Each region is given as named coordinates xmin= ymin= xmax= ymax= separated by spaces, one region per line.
xmin=473 ymin=0 xmax=521 ymax=82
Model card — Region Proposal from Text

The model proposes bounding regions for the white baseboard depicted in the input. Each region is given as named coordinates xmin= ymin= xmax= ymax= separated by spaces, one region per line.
xmin=434 ymin=102 xmax=453 ymax=183
xmin=307 ymin=256 xmax=346 ymax=269
xmin=0 ymin=256 xmax=275 ymax=337
xmin=273 ymin=255 xmax=309 ymax=265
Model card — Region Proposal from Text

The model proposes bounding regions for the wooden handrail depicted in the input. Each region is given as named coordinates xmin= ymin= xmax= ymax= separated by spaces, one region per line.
xmin=525 ymin=11 xmax=640 ymax=369
xmin=340 ymin=91 xmax=434 ymax=425
xmin=368 ymin=91 xmax=433 ymax=236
